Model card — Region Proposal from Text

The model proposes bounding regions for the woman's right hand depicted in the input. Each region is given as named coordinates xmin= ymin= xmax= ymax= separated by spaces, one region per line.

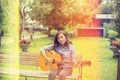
xmin=41 ymin=51 xmax=54 ymax=63
xmin=46 ymin=57 xmax=53 ymax=63
xmin=41 ymin=51 xmax=53 ymax=63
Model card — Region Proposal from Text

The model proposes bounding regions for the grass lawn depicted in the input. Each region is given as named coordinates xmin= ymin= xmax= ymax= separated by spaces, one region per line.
xmin=0 ymin=34 xmax=118 ymax=80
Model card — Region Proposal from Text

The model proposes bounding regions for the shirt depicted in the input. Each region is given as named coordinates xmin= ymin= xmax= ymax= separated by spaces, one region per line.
xmin=40 ymin=44 xmax=76 ymax=68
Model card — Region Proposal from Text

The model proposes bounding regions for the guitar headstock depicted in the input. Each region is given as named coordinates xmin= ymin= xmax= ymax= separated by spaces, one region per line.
xmin=82 ymin=60 xmax=91 ymax=66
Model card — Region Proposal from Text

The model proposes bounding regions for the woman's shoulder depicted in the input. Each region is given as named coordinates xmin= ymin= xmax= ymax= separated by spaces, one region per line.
xmin=69 ymin=44 xmax=75 ymax=49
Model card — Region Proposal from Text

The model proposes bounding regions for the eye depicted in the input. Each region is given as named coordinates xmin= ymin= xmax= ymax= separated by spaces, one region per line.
xmin=60 ymin=36 xmax=63 ymax=38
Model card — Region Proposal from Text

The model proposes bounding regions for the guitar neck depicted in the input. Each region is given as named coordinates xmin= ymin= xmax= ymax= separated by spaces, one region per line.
xmin=56 ymin=61 xmax=74 ymax=65
xmin=81 ymin=61 xmax=91 ymax=66
xmin=55 ymin=60 xmax=91 ymax=66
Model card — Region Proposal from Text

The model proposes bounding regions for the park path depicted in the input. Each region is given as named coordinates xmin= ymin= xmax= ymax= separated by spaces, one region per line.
xmin=74 ymin=37 xmax=101 ymax=80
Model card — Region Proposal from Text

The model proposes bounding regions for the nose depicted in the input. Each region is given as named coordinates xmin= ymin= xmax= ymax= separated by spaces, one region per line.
xmin=59 ymin=38 xmax=62 ymax=41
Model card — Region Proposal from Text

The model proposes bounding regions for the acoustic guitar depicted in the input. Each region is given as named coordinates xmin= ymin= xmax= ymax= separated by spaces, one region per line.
xmin=38 ymin=50 xmax=91 ymax=71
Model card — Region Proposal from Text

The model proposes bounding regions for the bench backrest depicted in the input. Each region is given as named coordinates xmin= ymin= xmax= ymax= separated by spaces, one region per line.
xmin=0 ymin=51 xmax=4 ymax=62
xmin=0 ymin=51 xmax=82 ymax=68
xmin=20 ymin=52 xmax=38 ymax=66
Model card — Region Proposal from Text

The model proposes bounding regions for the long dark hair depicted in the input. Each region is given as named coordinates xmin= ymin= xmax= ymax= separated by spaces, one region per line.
xmin=52 ymin=30 xmax=71 ymax=50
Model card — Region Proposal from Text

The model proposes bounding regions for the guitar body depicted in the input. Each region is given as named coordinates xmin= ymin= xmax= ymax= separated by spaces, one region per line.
xmin=38 ymin=51 xmax=62 ymax=71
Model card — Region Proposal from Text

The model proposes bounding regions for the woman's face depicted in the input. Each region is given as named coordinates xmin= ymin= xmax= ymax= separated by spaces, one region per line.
xmin=57 ymin=33 xmax=66 ymax=46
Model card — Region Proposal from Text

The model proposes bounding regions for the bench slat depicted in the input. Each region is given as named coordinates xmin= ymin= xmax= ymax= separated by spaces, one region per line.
xmin=0 ymin=67 xmax=80 ymax=79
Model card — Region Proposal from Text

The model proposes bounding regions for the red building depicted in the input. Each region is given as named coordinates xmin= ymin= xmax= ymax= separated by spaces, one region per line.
xmin=77 ymin=14 xmax=114 ymax=37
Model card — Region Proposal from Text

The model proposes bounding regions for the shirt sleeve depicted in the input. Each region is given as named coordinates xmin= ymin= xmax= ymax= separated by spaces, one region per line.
xmin=40 ymin=44 xmax=53 ymax=52
xmin=71 ymin=45 xmax=76 ymax=62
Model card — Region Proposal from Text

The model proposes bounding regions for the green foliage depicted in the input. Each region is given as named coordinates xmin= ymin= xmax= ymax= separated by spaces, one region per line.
xmin=0 ymin=0 xmax=4 ymax=29
xmin=103 ymin=22 xmax=117 ymax=37
xmin=0 ymin=0 xmax=9 ymax=34
xmin=108 ymin=30 xmax=118 ymax=37
xmin=29 ymin=0 xmax=53 ymax=21
xmin=28 ymin=0 xmax=99 ymax=32
xmin=64 ymin=25 xmax=75 ymax=37
xmin=100 ymin=4 xmax=114 ymax=14
xmin=0 ymin=7 xmax=3 ymax=27
xmin=100 ymin=1 xmax=115 ymax=14
xmin=50 ymin=29 xmax=58 ymax=36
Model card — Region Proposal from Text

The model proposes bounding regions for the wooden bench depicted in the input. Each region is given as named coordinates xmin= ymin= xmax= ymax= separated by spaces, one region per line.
xmin=0 ymin=51 xmax=91 ymax=80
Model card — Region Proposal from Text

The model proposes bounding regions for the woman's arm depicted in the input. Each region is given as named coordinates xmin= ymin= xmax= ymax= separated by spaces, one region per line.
xmin=41 ymin=50 xmax=52 ymax=61
xmin=70 ymin=45 xmax=78 ymax=65
xmin=71 ymin=45 xmax=76 ymax=62
xmin=40 ymin=44 xmax=53 ymax=61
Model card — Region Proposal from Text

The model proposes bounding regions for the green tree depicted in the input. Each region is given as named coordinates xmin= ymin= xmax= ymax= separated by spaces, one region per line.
xmin=29 ymin=0 xmax=100 ymax=36
xmin=100 ymin=2 xmax=114 ymax=14
xmin=115 ymin=0 xmax=120 ymax=37
xmin=29 ymin=0 xmax=53 ymax=36
xmin=0 ymin=0 xmax=4 ymax=30
xmin=100 ymin=0 xmax=120 ymax=37
xmin=20 ymin=0 xmax=33 ymax=40
xmin=0 ymin=1 xmax=3 ymax=46
xmin=1 ymin=0 xmax=9 ymax=33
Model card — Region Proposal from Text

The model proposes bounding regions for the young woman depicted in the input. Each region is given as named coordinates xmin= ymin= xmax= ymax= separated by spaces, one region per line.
xmin=40 ymin=30 xmax=77 ymax=80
